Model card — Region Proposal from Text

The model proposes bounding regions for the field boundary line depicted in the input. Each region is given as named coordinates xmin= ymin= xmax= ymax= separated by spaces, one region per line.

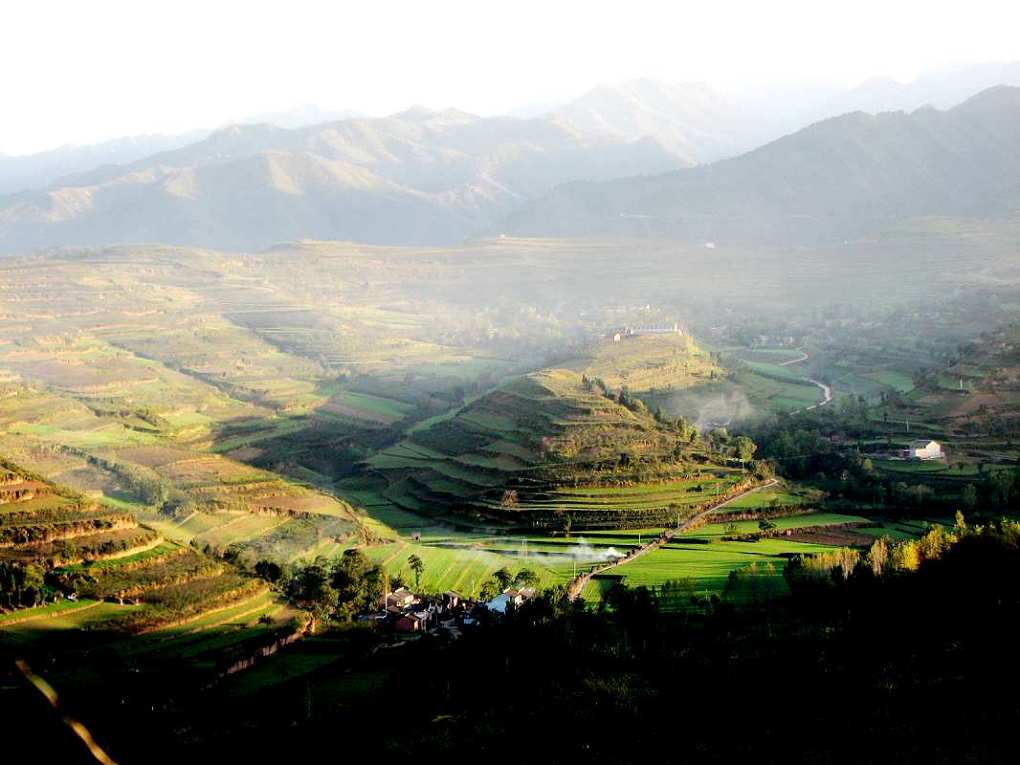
xmin=139 ymin=584 xmax=271 ymax=635
xmin=184 ymin=594 xmax=282 ymax=635
xmin=98 ymin=536 xmax=168 ymax=561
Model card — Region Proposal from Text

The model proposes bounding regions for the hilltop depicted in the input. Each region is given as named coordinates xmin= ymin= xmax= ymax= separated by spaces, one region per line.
xmin=358 ymin=368 xmax=753 ymax=529
xmin=562 ymin=332 xmax=721 ymax=394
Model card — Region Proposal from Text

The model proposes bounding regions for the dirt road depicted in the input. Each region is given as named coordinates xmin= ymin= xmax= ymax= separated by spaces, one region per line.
xmin=779 ymin=349 xmax=833 ymax=413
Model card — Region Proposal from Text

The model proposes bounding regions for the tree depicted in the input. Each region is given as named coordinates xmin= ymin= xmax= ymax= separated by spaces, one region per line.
xmin=255 ymin=559 xmax=283 ymax=583
xmin=513 ymin=569 xmax=538 ymax=589
xmin=987 ymin=470 xmax=1015 ymax=505
xmin=408 ymin=554 xmax=425 ymax=591
xmin=672 ymin=440 xmax=686 ymax=461
xmin=835 ymin=547 xmax=860 ymax=580
xmin=332 ymin=549 xmax=379 ymax=610
xmin=493 ymin=567 xmax=513 ymax=590
xmin=295 ymin=562 xmax=331 ymax=603
xmin=500 ymin=489 xmax=519 ymax=510
xmin=868 ymin=537 xmax=889 ymax=577
xmin=479 ymin=580 xmax=499 ymax=601
xmin=734 ymin=436 xmax=757 ymax=465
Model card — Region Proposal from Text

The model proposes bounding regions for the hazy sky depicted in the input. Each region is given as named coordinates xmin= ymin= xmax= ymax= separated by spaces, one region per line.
xmin=3 ymin=0 xmax=1019 ymax=155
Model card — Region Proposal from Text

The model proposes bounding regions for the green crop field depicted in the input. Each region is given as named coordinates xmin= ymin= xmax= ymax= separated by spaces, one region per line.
xmin=360 ymin=540 xmax=573 ymax=597
xmin=716 ymin=488 xmax=812 ymax=510
xmin=605 ymin=511 xmax=884 ymax=601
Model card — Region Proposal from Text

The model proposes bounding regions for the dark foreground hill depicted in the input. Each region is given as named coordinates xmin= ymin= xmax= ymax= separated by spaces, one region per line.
xmin=508 ymin=86 xmax=1020 ymax=246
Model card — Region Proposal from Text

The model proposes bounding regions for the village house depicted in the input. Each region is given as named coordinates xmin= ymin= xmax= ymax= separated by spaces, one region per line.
xmin=906 ymin=439 xmax=943 ymax=461
xmin=442 ymin=591 xmax=461 ymax=608
xmin=394 ymin=611 xmax=429 ymax=633
xmin=381 ymin=586 xmax=417 ymax=609
xmin=484 ymin=586 xmax=536 ymax=614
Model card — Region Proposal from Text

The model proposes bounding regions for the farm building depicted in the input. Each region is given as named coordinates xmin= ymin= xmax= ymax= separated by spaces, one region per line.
xmin=625 ymin=323 xmax=684 ymax=336
xmin=381 ymin=587 xmax=417 ymax=609
xmin=907 ymin=440 xmax=943 ymax=461
xmin=395 ymin=612 xmax=429 ymax=632
xmin=484 ymin=587 xmax=536 ymax=614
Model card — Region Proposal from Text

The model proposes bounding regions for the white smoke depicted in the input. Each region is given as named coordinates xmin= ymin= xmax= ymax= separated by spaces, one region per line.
xmin=521 ymin=537 xmax=627 ymax=564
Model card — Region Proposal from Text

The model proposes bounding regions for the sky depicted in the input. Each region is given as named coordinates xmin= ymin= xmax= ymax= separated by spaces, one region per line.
xmin=2 ymin=0 xmax=1020 ymax=155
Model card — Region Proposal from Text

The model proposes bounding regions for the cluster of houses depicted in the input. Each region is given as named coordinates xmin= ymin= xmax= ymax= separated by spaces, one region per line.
xmin=364 ymin=585 xmax=537 ymax=636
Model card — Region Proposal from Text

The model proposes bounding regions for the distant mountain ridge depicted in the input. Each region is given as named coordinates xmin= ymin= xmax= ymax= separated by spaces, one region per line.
xmin=506 ymin=86 xmax=1020 ymax=246
xmin=546 ymin=63 xmax=1020 ymax=168
xmin=0 ymin=131 xmax=209 ymax=195
xmin=824 ymin=61 xmax=1020 ymax=117
xmin=0 ymin=110 xmax=682 ymax=251
xmin=550 ymin=79 xmax=750 ymax=165
xmin=3 ymin=66 xmax=1020 ymax=253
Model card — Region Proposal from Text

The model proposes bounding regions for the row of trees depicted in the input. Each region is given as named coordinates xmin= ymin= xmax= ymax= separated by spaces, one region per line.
xmin=786 ymin=511 xmax=1016 ymax=589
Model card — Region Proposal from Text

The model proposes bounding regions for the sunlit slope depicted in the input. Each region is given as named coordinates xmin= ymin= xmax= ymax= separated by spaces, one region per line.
xmin=0 ymin=461 xmax=274 ymax=634
xmin=361 ymin=369 xmax=749 ymax=529
xmin=563 ymin=333 xmax=721 ymax=393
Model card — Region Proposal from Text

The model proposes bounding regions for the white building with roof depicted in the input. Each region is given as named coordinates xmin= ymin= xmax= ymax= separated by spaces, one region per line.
xmin=907 ymin=440 xmax=942 ymax=460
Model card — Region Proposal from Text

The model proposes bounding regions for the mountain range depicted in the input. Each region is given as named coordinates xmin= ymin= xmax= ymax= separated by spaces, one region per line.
xmin=550 ymin=79 xmax=753 ymax=165
xmin=0 ymin=131 xmax=208 ymax=196
xmin=0 ymin=109 xmax=681 ymax=251
xmin=507 ymin=86 xmax=1020 ymax=246
xmin=2 ymin=64 xmax=1020 ymax=253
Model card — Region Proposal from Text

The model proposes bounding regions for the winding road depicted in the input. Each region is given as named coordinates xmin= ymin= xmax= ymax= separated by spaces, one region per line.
xmin=566 ymin=479 xmax=778 ymax=600
xmin=780 ymin=349 xmax=833 ymax=414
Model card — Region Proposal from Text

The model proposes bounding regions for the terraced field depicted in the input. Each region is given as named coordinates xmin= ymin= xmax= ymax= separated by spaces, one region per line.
xmin=0 ymin=463 xmax=280 ymax=637
xmin=359 ymin=368 xmax=750 ymax=530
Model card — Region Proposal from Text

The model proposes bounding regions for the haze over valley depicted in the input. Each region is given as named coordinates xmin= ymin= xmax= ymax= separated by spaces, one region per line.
xmin=3 ymin=3 xmax=1020 ymax=762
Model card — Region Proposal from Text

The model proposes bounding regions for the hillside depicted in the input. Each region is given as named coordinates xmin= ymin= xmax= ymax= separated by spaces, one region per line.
xmin=357 ymin=369 xmax=751 ymax=529
xmin=0 ymin=460 xmax=284 ymax=634
xmin=0 ymin=110 xmax=680 ymax=252
xmin=508 ymin=86 xmax=1020 ymax=245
